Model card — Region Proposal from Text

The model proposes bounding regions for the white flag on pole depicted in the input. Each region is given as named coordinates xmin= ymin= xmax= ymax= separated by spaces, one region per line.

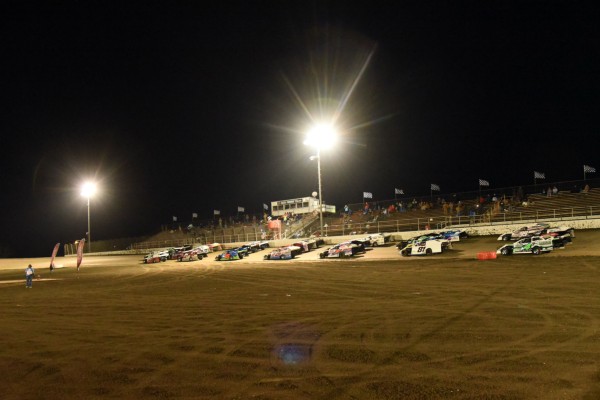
xmin=363 ymin=192 xmax=373 ymax=199
xmin=394 ymin=188 xmax=404 ymax=195
xmin=430 ymin=183 xmax=440 ymax=191
xmin=213 ymin=210 xmax=220 ymax=215
xmin=584 ymin=165 xmax=596 ymax=173
xmin=534 ymin=171 xmax=545 ymax=179
xmin=479 ymin=179 xmax=490 ymax=186
xmin=237 ymin=206 xmax=245 ymax=212
xmin=263 ymin=203 xmax=269 ymax=210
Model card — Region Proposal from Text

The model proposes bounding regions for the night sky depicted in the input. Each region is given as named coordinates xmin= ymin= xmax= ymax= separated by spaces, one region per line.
xmin=2 ymin=1 xmax=599 ymax=257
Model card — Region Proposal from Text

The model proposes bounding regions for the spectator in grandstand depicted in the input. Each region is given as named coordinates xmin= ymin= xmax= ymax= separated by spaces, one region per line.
xmin=398 ymin=201 xmax=405 ymax=212
xmin=552 ymin=186 xmax=558 ymax=195
xmin=456 ymin=202 xmax=464 ymax=217
xmin=547 ymin=187 xmax=552 ymax=197
xmin=582 ymin=184 xmax=590 ymax=193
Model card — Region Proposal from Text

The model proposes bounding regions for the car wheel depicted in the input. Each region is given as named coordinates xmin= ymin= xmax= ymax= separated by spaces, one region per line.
xmin=319 ymin=253 xmax=325 ymax=259
xmin=425 ymin=248 xmax=433 ymax=256
xmin=502 ymin=235 xmax=510 ymax=241
xmin=532 ymin=247 xmax=541 ymax=255
xmin=501 ymin=247 xmax=510 ymax=255
xmin=401 ymin=250 xmax=408 ymax=257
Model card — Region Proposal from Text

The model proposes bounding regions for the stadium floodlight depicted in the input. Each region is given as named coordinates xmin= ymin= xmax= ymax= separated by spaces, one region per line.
xmin=81 ymin=182 xmax=97 ymax=253
xmin=304 ymin=124 xmax=337 ymax=236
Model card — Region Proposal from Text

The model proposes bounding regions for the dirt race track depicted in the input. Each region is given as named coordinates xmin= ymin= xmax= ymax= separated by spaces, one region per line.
xmin=1 ymin=232 xmax=600 ymax=399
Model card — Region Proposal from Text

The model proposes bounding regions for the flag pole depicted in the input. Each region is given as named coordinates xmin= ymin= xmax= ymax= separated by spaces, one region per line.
xmin=583 ymin=165 xmax=586 ymax=181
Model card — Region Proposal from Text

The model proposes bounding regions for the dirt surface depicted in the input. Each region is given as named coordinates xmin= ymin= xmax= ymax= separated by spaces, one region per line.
xmin=1 ymin=232 xmax=600 ymax=399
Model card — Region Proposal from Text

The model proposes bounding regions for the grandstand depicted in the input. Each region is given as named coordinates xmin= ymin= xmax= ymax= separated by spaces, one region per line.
xmin=67 ymin=180 xmax=600 ymax=255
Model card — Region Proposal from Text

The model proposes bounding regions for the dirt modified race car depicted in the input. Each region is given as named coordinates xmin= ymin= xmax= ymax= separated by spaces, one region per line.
xmin=356 ymin=233 xmax=391 ymax=247
xmin=215 ymin=249 xmax=243 ymax=261
xmin=144 ymin=250 xmax=170 ymax=263
xmin=396 ymin=234 xmax=452 ymax=251
xmin=399 ymin=239 xmax=447 ymax=256
xmin=541 ymin=226 xmax=575 ymax=243
xmin=496 ymin=235 xmax=554 ymax=255
xmin=497 ymin=223 xmax=550 ymax=241
xmin=264 ymin=247 xmax=295 ymax=260
xmin=438 ymin=229 xmax=468 ymax=241
xmin=319 ymin=243 xmax=362 ymax=259
xmin=175 ymin=246 xmax=208 ymax=262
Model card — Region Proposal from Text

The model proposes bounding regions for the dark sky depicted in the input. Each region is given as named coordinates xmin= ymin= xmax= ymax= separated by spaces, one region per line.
xmin=2 ymin=1 xmax=599 ymax=257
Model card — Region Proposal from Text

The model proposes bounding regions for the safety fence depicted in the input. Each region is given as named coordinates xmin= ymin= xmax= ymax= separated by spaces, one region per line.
xmin=318 ymin=205 xmax=599 ymax=237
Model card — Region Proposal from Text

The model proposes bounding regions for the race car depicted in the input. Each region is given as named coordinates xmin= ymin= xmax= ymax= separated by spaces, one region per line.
xmin=396 ymin=234 xmax=451 ymax=251
xmin=496 ymin=235 xmax=554 ymax=255
xmin=305 ymin=238 xmax=321 ymax=250
xmin=497 ymin=223 xmax=550 ymax=241
xmin=339 ymin=240 xmax=367 ymax=254
xmin=319 ymin=243 xmax=361 ymax=259
xmin=143 ymin=250 xmax=169 ymax=263
xmin=285 ymin=245 xmax=303 ymax=257
xmin=399 ymin=239 xmax=447 ymax=257
xmin=438 ymin=229 xmax=468 ymax=241
xmin=244 ymin=241 xmax=269 ymax=252
xmin=175 ymin=246 xmax=207 ymax=262
xmin=215 ymin=249 xmax=243 ymax=261
xmin=290 ymin=241 xmax=310 ymax=253
xmin=208 ymin=243 xmax=222 ymax=252
xmin=264 ymin=247 xmax=295 ymax=260
xmin=541 ymin=226 xmax=575 ymax=243
xmin=357 ymin=233 xmax=389 ymax=247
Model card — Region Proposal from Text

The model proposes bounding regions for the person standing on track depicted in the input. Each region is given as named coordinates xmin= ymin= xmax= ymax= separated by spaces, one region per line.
xmin=25 ymin=264 xmax=35 ymax=288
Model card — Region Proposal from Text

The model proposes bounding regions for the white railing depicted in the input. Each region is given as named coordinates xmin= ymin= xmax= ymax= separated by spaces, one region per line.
xmin=320 ymin=205 xmax=599 ymax=237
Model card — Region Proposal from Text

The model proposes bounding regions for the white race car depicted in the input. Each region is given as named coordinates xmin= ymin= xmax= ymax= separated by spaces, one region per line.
xmin=496 ymin=235 xmax=554 ymax=255
xmin=399 ymin=239 xmax=447 ymax=256
xmin=497 ymin=223 xmax=550 ymax=241
xmin=319 ymin=243 xmax=361 ymax=259
xmin=358 ymin=233 xmax=389 ymax=247
xmin=264 ymin=247 xmax=295 ymax=260
xmin=144 ymin=250 xmax=169 ymax=263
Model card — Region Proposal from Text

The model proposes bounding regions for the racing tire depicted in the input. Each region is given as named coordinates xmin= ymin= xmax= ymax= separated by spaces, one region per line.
xmin=425 ymin=248 xmax=433 ymax=256
xmin=501 ymin=247 xmax=512 ymax=256
xmin=319 ymin=253 xmax=326 ymax=259
xmin=401 ymin=250 xmax=409 ymax=257
xmin=532 ymin=247 xmax=541 ymax=255
xmin=502 ymin=235 xmax=510 ymax=241
xmin=372 ymin=242 xmax=378 ymax=247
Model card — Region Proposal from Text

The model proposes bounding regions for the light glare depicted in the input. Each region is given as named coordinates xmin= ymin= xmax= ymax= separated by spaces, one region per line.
xmin=304 ymin=124 xmax=337 ymax=150
xmin=81 ymin=182 xmax=97 ymax=198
